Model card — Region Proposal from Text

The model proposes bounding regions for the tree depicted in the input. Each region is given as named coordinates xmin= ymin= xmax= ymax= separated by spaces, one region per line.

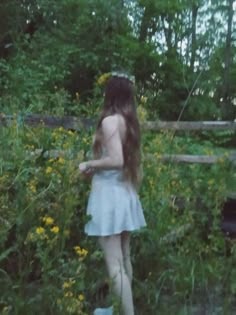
xmin=0 ymin=0 xmax=235 ymax=120
xmin=221 ymin=0 xmax=234 ymax=118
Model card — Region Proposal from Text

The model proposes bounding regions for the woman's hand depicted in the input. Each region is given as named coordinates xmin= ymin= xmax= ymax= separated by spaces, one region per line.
xmin=79 ymin=162 xmax=89 ymax=173
xmin=79 ymin=162 xmax=95 ymax=178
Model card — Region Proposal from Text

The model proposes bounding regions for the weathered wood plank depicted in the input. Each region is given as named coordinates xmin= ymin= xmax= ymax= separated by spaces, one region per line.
xmin=1 ymin=114 xmax=236 ymax=131
xmin=28 ymin=149 xmax=236 ymax=164
xmin=145 ymin=152 xmax=236 ymax=164
xmin=142 ymin=120 xmax=236 ymax=131
xmin=0 ymin=114 xmax=95 ymax=131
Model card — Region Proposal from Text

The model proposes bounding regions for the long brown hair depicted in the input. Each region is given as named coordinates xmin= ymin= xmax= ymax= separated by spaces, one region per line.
xmin=93 ymin=75 xmax=141 ymax=187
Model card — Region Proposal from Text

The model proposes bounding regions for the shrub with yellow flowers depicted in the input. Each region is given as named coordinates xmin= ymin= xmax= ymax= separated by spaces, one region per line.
xmin=0 ymin=106 xmax=235 ymax=314
xmin=0 ymin=122 xmax=93 ymax=314
xmin=132 ymin=129 xmax=235 ymax=313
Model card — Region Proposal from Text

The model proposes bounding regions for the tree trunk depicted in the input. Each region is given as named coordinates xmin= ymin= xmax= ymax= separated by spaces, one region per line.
xmin=139 ymin=4 xmax=153 ymax=42
xmin=190 ymin=4 xmax=199 ymax=72
xmin=221 ymin=0 xmax=233 ymax=118
xmin=161 ymin=14 xmax=173 ymax=51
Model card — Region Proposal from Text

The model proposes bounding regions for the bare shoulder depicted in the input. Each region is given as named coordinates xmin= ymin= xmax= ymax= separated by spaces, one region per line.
xmin=102 ymin=114 xmax=125 ymax=130
xmin=101 ymin=114 xmax=126 ymax=140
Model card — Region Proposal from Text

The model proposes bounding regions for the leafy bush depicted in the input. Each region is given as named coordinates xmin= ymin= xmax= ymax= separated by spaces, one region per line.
xmin=133 ymin=131 xmax=236 ymax=314
xmin=0 ymin=120 xmax=235 ymax=314
xmin=0 ymin=122 xmax=93 ymax=314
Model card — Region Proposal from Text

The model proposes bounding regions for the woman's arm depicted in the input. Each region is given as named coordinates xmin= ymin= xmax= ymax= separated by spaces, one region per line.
xmin=79 ymin=115 xmax=124 ymax=172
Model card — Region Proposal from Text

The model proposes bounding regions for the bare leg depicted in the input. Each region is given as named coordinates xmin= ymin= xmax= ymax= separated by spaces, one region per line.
xmin=99 ymin=235 xmax=134 ymax=315
xmin=121 ymin=232 xmax=133 ymax=285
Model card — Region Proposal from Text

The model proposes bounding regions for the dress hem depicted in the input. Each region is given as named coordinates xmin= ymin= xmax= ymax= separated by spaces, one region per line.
xmin=84 ymin=225 xmax=146 ymax=237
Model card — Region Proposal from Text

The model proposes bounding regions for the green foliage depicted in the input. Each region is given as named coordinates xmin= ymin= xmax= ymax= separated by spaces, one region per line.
xmin=132 ymin=130 xmax=236 ymax=313
xmin=0 ymin=1 xmax=236 ymax=312
xmin=0 ymin=0 xmax=235 ymax=119
xmin=0 ymin=123 xmax=235 ymax=313
xmin=200 ymin=130 xmax=236 ymax=147
xmin=0 ymin=123 xmax=93 ymax=314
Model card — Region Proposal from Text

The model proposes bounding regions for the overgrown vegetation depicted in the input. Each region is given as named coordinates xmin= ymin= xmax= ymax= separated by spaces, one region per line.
xmin=0 ymin=119 xmax=235 ymax=314
xmin=0 ymin=0 xmax=235 ymax=120
xmin=0 ymin=0 xmax=236 ymax=314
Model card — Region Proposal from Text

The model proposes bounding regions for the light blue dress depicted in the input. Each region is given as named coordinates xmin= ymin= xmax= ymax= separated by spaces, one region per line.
xmin=84 ymin=163 xmax=146 ymax=236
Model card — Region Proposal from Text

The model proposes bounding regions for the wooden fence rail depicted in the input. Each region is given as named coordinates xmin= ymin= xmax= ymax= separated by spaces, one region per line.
xmin=1 ymin=114 xmax=236 ymax=131
xmin=2 ymin=114 xmax=236 ymax=165
xmin=142 ymin=120 xmax=236 ymax=131
xmin=145 ymin=153 xmax=236 ymax=165
xmin=31 ymin=149 xmax=236 ymax=166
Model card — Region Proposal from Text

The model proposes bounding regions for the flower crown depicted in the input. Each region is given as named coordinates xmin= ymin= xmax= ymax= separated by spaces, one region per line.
xmin=96 ymin=71 xmax=135 ymax=86
xmin=111 ymin=71 xmax=135 ymax=84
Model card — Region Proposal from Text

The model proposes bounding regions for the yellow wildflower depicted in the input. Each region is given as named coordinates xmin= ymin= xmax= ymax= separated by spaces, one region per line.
xmin=77 ymin=150 xmax=84 ymax=161
xmin=58 ymin=157 xmax=65 ymax=164
xmin=26 ymin=232 xmax=35 ymax=242
xmin=64 ymin=291 xmax=73 ymax=298
xmin=63 ymin=282 xmax=70 ymax=289
xmin=42 ymin=216 xmax=54 ymax=225
xmin=149 ymin=179 xmax=154 ymax=187
xmin=67 ymin=130 xmax=74 ymax=136
xmin=36 ymin=227 xmax=45 ymax=235
xmin=78 ymin=294 xmax=85 ymax=301
xmin=96 ymin=72 xmax=111 ymax=86
xmin=63 ymin=279 xmax=75 ymax=290
xmin=140 ymin=95 xmax=148 ymax=103
xmin=52 ymin=131 xmax=57 ymax=138
xmin=25 ymin=144 xmax=35 ymax=150
xmin=28 ymin=181 xmax=36 ymax=193
xmin=51 ymin=226 xmax=60 ymax=234
xmin=74 ymin=246 xmax=88 ymax=257
xmin=81 ymin=248 xmax=88 ymax=256
xmin=63 ymin=142 xmax=70 ymax=149
xmin=46 ymin=166 xmax=53 ymax=174
xmin=204 ymin=149 xmax=213 ymax=155
xmin=207 ymin=179 xmax=214 ymax=185
xmin=137 ymin=105 xmax=148 ymax=123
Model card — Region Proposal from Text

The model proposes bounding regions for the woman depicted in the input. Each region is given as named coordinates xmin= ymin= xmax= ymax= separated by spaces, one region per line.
xmin=79 ymin=72 xmax=146 ymax=315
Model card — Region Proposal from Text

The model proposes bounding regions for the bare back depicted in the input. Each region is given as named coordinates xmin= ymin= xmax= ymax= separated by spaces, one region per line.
xmin=99 ymin=114 xmax=126 ymax=168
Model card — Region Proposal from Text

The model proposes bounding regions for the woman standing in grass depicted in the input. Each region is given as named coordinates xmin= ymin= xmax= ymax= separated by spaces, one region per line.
xmin=79 ymin=72 xmax=146 ymax=315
